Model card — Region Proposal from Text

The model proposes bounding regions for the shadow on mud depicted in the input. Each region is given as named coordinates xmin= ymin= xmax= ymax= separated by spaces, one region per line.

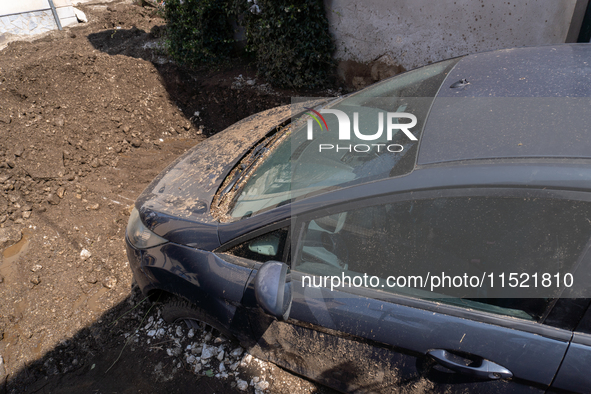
xmin=86 ymin=26 xmax=290 ymax=138
xmin=3 ymin=286 xmax=251 ymax=394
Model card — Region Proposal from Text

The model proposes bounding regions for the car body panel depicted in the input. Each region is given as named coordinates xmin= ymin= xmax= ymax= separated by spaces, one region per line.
xmin=419 ymin=44 xmax=591 ymax=164
xmin=241 ymin=268 xmax=566 ymax=393
xmin=438 ymin=44 xmax=591 ymax=99
xmin=126 ymin=237 xmax=253 ymax=332
xmin=135 ymin=105 xmax=295 ymax=249
xmin=551 ymin=338 xmax=591 ymax=392
xmin=551 ymin=304 xmax=591 ymax=392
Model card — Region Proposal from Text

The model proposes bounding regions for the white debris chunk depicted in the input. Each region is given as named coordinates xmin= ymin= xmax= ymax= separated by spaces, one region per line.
xmin=73 ymin=8 xmax=88 ymax=23
xmin=236 ymin=379 xmax=248 ymax=391
xmin=230 ymin=347 xmax=243 ymax=357
xmin=201 ymin=344 xmax=214 ymax=360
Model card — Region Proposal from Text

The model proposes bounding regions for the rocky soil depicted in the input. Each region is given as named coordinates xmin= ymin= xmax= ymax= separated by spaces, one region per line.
xmin=0 ymin=1 xmax=340 ymax=393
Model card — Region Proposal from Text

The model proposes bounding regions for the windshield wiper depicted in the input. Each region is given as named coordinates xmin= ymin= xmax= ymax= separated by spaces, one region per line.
xmin=217 ymin=123 xmax=292 ymax=207
xmin=218 ymin=143 xmax=269 ymax=204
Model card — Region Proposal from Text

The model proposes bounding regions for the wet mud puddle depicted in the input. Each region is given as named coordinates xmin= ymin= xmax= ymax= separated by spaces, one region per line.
xmin=0 ymin=230 xmax=30 ymax=285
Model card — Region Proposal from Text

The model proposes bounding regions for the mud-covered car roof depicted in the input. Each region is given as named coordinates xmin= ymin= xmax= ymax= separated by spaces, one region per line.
xmin=418 ymin=44 xmax=591 ymax=165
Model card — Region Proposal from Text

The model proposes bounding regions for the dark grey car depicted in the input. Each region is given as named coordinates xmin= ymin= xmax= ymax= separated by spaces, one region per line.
xmin=126 ymin=44 xmax=591 ymax=393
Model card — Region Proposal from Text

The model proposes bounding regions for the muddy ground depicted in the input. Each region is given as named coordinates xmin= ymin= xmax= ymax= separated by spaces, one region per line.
xmin=0 ymin=1 xmax=342 ymax=393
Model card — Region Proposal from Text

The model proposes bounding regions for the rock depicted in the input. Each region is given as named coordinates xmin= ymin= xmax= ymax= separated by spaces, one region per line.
xmin=47 ymin=193 xmax=60 ymax=205
xmin=102 ymin=276 xmax=117 ymax=289
xmin=236 ymin=379 xmax=248 ymax=391
xmin=240 ymin=354 xmax=252 ymax=366
xmin=186 ymin=355 xmax=196 ymax=364
xmin=57 ymin=187 xmax=66 ymax=199
xmin=80 ymin=249 xmax=91 ymax=260
xmin=201 ymin=344 xmax=214 ymax=360
xmin=230 ymin=347 xmax=243 ymax=357
xmin=191 ymin=345 xmax=202 ymax=355
xmin=131 ymin=138 xmax=142 ymax=148
xmin=188 ymin=328 xmax=194 ymax=338
xmin=86 ymin=203 xmax=100 ymax=211
xmin=217 ymin=350 xmax=224 ymax=361
xmin=30 ymin=275 xmax=41 ymax=285
xmin=147 ymin=329 xmax=156 ymax=337
xmin=175 ymin=326 xmax=183 ymax=337
xmin=219 ymin=362 xmax=226 ymax=372
xmin=31 ymin=264 xmax=42 ymax=272
xmin=0 ymin=227 xmax=22 ymax=250
xmin=254 ymin=379 xmax=269 ymax=391
xmin=0 ymin=274 xmax=4 ymax=284
xmin=21 ymin=211 xmax=31 ymax=219
xmin=194 ymin=363 xmax=202 ymax=373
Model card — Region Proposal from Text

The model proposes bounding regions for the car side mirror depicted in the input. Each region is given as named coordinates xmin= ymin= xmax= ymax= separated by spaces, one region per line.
xmin=254 ymin=261 xmax=292 ymax=321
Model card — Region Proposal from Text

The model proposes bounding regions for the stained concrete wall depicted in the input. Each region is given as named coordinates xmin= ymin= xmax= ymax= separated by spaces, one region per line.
xmin=326 ymin=0 xmax=580 ymax=87
xmin=0 ymin=0 xmax=77 ymax=36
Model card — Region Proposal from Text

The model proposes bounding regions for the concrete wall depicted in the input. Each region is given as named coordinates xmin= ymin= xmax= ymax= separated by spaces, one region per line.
xmin=326 ymin=0 xmax=579 ymax=87
xmin=0 ymin=0 xmax=77 ymax=36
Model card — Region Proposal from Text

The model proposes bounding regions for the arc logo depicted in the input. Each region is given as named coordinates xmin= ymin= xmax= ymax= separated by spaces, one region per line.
xmin=304 ymin=108 xmax=418 ymax=153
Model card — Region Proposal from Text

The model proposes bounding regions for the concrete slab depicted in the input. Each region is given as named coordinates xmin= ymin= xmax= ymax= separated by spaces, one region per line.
xmin=60 ymin=15 xmax=78 ymax=27
xmin=56 ymin=6 xmax=76 ymax=19
xmin=53 ymin=0 xmax=75 ymax=7
xmin=0 ymin=1 xmax=50 ymax=18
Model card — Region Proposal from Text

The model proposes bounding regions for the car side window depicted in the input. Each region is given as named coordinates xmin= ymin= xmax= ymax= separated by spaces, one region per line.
xmin=294 ymin=196 xmax=591 ymax=322
xmin=226 ymin=227 xmax=289 ymax=263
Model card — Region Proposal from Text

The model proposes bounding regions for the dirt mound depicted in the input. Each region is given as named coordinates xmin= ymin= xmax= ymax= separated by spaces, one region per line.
xmin=0 ymin=1 xmax=339 ymax=393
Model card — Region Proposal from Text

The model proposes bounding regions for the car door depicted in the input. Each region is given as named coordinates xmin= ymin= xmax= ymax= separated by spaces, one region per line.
xmin=549 ymin=289 xmax=591 ymax=392
xmin=224 ymin=188 xmax=591 ymax=393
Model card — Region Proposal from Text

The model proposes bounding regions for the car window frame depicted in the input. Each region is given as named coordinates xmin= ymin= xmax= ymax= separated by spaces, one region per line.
xmin=289 ymin=186 xmax=591 ymax=340
xmin=215 ymin=218 xmax=293 ymax=264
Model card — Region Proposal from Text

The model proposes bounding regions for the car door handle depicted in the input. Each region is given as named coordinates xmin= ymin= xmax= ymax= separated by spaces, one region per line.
xmin=427 ymin=349 xmax=513 ymax=380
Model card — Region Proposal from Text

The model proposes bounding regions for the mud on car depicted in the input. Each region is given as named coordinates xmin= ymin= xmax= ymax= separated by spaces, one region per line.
xmin=126 ymin=44 xmax=591 ymax=393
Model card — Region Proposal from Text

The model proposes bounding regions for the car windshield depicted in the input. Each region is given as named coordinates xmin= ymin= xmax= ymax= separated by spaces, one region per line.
xmin=218 ymin=57 xmax=461 ymax=219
